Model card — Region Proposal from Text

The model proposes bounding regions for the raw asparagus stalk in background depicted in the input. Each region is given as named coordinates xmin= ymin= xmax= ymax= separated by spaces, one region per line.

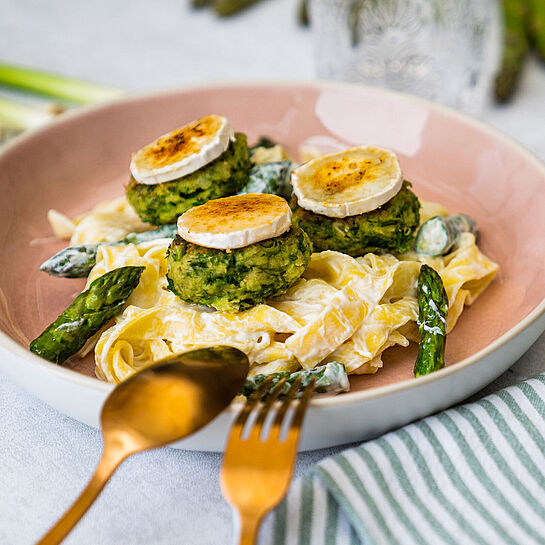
xmin=191 ymin=0 xmax=214 ymax=6
xmin=213 ymin=0 xmax=263 ymax=16
xmin=40 ymin=224 xmax=178 ymax=278
xmin=349 ymin=0 xmax=365 ymax=47
xmin=298 ymin=0 xmax=309 ymax=26
xmin=413 ymin=265 xmax=449 ymax=377
xmin=415 ymin=213 xmax=478 ymax=257
xmin=30 ymin=266 xmax=144 ymax=364
xmin=528 ymin=0 xmax=545 ymax=61
xmin=0 ymin=63 xmax=122 ymax=141
xmin=495 ymin=0 xmax=530 ymax=102
xmin=0 ymin=63 xmax=121 ymax=104
xmin=241 ymin=361 xmax=350 ymax=399
xmin=0 ymin=96 xmax=60 ymax=131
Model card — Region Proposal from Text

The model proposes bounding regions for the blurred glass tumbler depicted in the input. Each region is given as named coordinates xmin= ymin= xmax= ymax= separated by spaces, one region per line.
xmin=310 ymin=0 xmax=501 ymax=114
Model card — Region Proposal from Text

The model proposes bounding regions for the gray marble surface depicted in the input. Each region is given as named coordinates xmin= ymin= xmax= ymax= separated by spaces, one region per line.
xmin=1 ymin=1 xmax=545 ymax=543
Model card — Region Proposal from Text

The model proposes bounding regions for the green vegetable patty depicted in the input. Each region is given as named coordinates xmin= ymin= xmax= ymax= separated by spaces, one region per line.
xmin=291 ymin=181 xmax=420 ymax=257
xmin=166 ymin=227 xmax=312 ymax=312
xmin=126 ymin=133 xmax=251 ymax=225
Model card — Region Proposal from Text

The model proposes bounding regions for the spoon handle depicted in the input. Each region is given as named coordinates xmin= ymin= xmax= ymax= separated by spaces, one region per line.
xmin=35 ymin=446 xmax=126 ymax=545
xmin=235 ymin=512 xmax=261 ymax=545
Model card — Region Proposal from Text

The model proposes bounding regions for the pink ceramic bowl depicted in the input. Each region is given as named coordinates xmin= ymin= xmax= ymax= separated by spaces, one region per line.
xmin=1 ymin=82 xmax=545 ymax=451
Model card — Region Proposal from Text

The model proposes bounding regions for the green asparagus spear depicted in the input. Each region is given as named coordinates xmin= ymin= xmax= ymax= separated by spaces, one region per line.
xmin=349 ymin=0 xmax=365 ymax=47
xmin=40 ymin=244 xmax=99 ymax=279
xmin=119 ymin=224 xmax=178 ymax=245
xmin=213 ymin=0 xmax=262 ymax=17
xmin=0 ymin=63 xmax=121 ymax=104
xmin=241 ymin=361 xmax=349 ymax=399
xmin=191 ymin=0 xmax=214 ymax=7
xmin=415 ymin=213 xmax=478 ymax=257
xmin=0 ymin=96 xmax=56 ymax=131
xmin=30 ymin=266 xmax=144 ymax=364
xmin=495 ymin=0 xmax=529 ymax=102
xmin=238 ymin=161 xmax=293 ymax=200
xmin=413 ymin=265 xmax=449 ymax=377
xmin=448 ymin=214 xmax=477 ymax=237
xmin=40 ymin=224 xmax=177 ymax=278
xmin=249 ymin=136 xmax=278 ymax=152
xmin=298 ymin=0 xmax=310 ymax=26
xmin=528 ymin=0 xmax=545 ymax=61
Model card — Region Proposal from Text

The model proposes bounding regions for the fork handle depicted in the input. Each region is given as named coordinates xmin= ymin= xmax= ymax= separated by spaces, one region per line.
xmin=35 ymin=446 xmax=126 ymax=545
xmin=235 ymin=512 xmax=262 ymax=545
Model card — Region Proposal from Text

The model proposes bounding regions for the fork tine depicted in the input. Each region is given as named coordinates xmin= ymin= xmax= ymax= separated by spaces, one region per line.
xmin=282 ymin=377 xmax=316 ymax=447
xmin=232 ymin=375 xmax=274 ymax=433
xmin=246 ymin=377 xmax=288 ymax=441
xmin=269 ymin=377 xmax=303 ymax=439
xmin=291 ymin=377 xmax=316 ymax=428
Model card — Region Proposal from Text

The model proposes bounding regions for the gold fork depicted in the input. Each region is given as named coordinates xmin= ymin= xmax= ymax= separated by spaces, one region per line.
xmin=220 ymin=376 xmax=316 ymax=545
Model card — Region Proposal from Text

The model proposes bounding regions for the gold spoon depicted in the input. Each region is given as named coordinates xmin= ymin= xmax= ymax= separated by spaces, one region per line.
xmin=36 ymin=346 xmax=249 ymax=545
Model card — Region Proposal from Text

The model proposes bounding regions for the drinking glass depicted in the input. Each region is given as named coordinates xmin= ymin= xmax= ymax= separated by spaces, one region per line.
xmin=310 ymin=0 xmax=501 ymax=115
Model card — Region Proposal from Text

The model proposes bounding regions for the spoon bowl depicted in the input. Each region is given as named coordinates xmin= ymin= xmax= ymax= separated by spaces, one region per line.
xmin=101 ymin=346 xmax=249 ymax=452
xmin=37 ymin=346 xmax=249 ymax=545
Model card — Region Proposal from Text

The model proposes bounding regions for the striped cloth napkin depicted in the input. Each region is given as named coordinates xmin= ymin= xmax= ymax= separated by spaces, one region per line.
xmin=259 ymin=375 xmax=545 ymax=545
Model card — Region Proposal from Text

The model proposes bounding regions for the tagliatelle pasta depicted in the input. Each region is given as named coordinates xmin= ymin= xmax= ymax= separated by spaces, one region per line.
xmin=48 ymin=197 xmax=149 ymax=245
xmin=326 ymin=298 xmax=418 ymax=374
xmin=283 ymin=285 xmax=367 ymax=369
xmin=86 ymin=228 xmax=498 ymax=384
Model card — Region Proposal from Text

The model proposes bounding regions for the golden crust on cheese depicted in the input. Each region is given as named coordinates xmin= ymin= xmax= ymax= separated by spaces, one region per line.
xmin=130 ymin=114 xmax=234 ymax=184
xmin=177 ymin=193 xmax=292 ymax=249
xmin=134 ymin=115 xmax=223 ymax=169
xmin=292 ymin=146 xmax=403 ymax=218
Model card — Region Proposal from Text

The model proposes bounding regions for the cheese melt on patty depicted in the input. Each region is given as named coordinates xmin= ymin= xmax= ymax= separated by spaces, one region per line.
xmin=291 ymin=146 xmax=403 ymax=218
xmin=177 ymin=193 xmax=292 ymax=249
xmin=130 ymin=114 xmax=235 ymax=185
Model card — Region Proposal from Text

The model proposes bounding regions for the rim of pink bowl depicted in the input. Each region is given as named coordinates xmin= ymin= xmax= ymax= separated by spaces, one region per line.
xmin=1 ymin=79 xmax=544 ymax=409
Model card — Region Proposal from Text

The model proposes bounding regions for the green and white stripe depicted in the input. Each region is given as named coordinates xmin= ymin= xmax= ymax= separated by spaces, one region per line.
xmin=259 ymin=376 xmax=545 ymax=545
